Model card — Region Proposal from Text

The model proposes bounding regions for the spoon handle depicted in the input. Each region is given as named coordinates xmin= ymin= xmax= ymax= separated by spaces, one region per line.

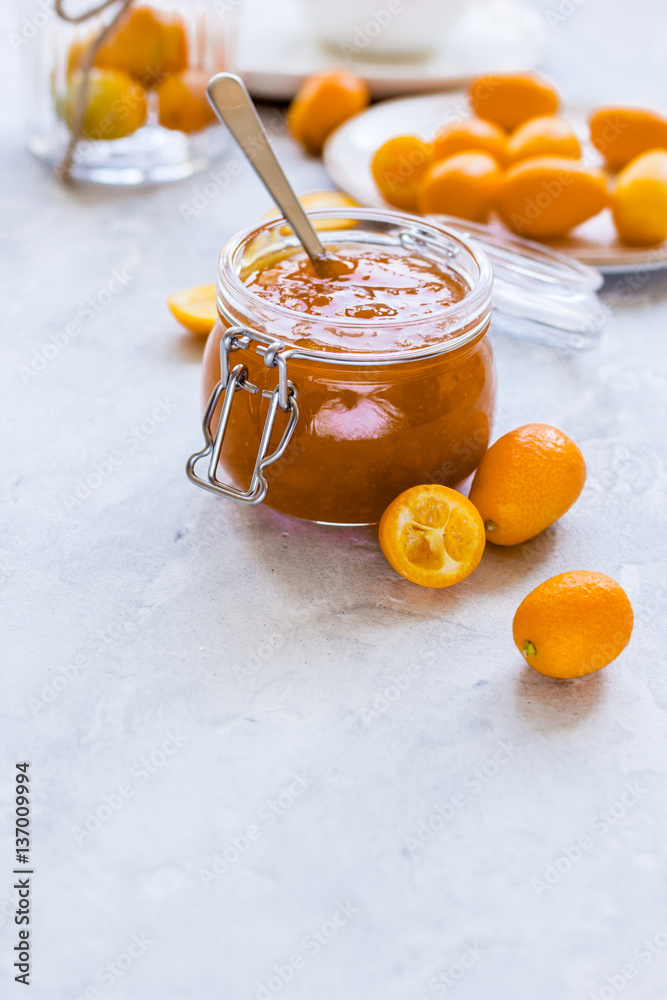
xmin=206 ymin=73 xmax=327 ymax=265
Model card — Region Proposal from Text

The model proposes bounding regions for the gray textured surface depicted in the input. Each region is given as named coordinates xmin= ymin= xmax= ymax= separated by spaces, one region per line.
xmin=2 ymin=2 xmax=667 ymax=999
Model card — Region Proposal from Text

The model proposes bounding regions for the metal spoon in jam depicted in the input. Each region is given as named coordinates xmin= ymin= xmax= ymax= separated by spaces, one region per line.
xmin=206 ymin=73 xmax=352 ymax=279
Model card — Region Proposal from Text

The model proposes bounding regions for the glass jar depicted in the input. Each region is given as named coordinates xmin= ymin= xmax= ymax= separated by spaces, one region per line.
xmin=23 ymin=0 xmax=237 ymax=184
xmin=190 ymin=209 xmax=495 ymax=526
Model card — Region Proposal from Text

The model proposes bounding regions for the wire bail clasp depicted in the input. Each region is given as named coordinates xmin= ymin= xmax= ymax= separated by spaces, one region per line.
xmin=186 ymin=327 xmax=299 ymax=505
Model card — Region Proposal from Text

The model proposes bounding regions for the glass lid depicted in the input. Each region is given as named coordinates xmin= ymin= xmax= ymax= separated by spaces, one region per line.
xmin=429 ymin=216 xmax=606 ymax=350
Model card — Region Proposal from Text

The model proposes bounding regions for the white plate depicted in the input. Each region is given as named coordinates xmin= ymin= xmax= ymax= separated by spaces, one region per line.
xmin=237 ymin=0 xmax=547 ymax=101
xmin=323 ymin=92 xmax=667 ymax=274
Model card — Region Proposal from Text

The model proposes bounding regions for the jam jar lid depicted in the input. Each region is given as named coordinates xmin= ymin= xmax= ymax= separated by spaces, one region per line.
xmin=428 ymin=217 xmax=606 ymax=350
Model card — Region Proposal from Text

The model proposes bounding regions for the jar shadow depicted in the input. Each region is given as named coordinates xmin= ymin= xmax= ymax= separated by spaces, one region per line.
xmin=188 ymin=495 xmax=607 ymax=725
xmin=230 ymin=503 xmax=460 ymax=626
xmin=232 ymin=503 xmax=561 ymax=630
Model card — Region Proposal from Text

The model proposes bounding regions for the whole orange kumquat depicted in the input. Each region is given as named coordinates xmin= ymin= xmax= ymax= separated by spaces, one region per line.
xmin=65 ymin=68 xmax=147 ymax=140
xmin=288 ymin=70 xmax=370 ymax=155
xmin=468 ymin=423 xmax=587 ymax=546
xmin=612 ymin=149 xmax=667 ymax=246
xmin=507 ymin=114 xmax=581 ymax=164
xmin=433 ymin=117 xmax=508 ymax=165
xmin=157 ymin=70 xmax=216 ymax=133
xmin=590 ymin=106 xmax=667 ymax=171
xmin=371 ymin=135 xmax=434 ymax=211
xmin=496 ymin=156 xmax=608 ymax=239
xmin=418 ymin=151 xmax=502 ymax=222
xmin=469 ymin=73 xmax=560 ymax=133
xmin=95 ymin=5 xmax=188 ymax=86
xmin=513 ymin=572 xmax=634 ymax=679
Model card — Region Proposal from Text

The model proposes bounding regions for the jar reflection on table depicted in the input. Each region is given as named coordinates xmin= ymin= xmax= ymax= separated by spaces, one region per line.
xmin=202 ymin=210 xmax=496 ymax=526
xmin=22 ymin=0 xmax=237 ymax=184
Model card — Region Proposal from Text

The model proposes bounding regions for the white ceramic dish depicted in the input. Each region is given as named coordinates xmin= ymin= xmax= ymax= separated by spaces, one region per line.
xmin=323 ymin=91 xmax=667 ymax=273
xmin=301 ymin=0 xmax=466 ymax=60
xmin=237 ymin=0 xmax=547 ymax=101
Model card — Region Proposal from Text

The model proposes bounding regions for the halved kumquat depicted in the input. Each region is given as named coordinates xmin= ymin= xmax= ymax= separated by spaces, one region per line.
xmin=379 ymin=485 xmax=486 ymax=588
xmin=167 ymin=284 xmax=217 ymax=336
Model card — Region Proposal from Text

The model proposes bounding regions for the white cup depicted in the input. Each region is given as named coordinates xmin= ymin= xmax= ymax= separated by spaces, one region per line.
xmin=303 ymin=0 xmax=466 ymax=60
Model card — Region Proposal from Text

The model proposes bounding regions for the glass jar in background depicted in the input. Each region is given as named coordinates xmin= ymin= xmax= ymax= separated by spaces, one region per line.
xmin=23 ymin=0 xmax=238 ymax=184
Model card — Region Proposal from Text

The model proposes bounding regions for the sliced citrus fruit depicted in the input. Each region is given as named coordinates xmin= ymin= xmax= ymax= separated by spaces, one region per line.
xmin=379 ymin=485 xmax=486 ymax=588
xmin=261 ymin=190 xmax=360 ymax=231
xmin=167 ymin=283 xmax=217 ymax=336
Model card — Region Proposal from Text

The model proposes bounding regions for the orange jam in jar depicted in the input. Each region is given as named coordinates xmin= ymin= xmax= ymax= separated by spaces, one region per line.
xmin=197 ymin=209 xmax=495 ymax=525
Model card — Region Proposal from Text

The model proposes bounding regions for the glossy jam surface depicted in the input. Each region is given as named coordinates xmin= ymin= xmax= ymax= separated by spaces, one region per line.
xmin=204 ymin=239 xmax=495 ymax=524
xmin=240 ymin=242 xmax=469 ymax=352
